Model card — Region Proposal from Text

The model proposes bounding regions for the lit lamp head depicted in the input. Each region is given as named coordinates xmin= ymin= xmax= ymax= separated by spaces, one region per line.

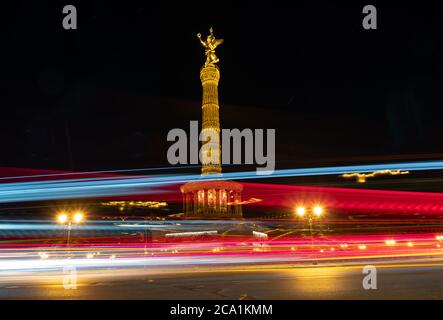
xmin=296 ymin=206 xmax=306 ymax=217
xmin=313 ymin=205 xmax=324 ymax=217
xmin=73 ymin=212 xmax=84 ymax=224
xmin=57 ymin=212 xmax=68 ymax=224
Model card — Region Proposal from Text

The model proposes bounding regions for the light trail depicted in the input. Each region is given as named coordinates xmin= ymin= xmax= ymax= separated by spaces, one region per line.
xmin=1 ymin=232 xmax=443 ymax=275
xmin=1 ymin=216 xmax=443 ymax=281
xmin=1 ymin=163 xmax=443 ymax=279
xmin=240 ymin=182 xmax=443 ymax=214
xmin=0 ymin=165 xmax=203 ymax=181
xmin=1 ymin=219 xmax=443 ymax=255
xmin=1 ymin=160 xmax=443 ymax=203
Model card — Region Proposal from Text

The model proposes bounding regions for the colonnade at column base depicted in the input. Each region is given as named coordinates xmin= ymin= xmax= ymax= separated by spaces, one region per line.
xmin=180 ymin=180 xmax=243 ymax=218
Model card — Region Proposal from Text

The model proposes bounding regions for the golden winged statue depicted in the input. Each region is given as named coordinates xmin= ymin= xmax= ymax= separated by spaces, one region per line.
xmin=197 ymin=27 xmax=224 ymax=66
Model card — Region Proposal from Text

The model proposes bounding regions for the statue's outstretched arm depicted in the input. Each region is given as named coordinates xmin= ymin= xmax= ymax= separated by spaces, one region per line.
xmin=197 ymin=33 xmax=207 ymax=48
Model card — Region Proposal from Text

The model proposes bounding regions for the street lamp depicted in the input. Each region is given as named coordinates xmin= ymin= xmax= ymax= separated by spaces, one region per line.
xmin=296 ymin=206 xmax=306 ymax=217
xmin=57 ymin=211 xmax=85 ymax=249
xmin=295 ymin=205 xmax=325 ymax=221
xmin=294 ymin=205 xmax=326 ymax=263
xmin=73 ymin=212 xmax=84 ymax=224
xmin=313 ymin=205 xmax=323 ymax=217
xmin=57 ymin=212 xmax=68 ymax=224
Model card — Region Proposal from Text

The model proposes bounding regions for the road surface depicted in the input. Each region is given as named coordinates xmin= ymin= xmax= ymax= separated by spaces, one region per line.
xmin=1 ymin=261 xmax=443 ymax=299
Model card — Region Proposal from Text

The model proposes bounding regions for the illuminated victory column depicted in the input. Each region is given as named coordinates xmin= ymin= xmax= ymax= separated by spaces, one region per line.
xmin=180 ymin=27 xmax=243 ymax=218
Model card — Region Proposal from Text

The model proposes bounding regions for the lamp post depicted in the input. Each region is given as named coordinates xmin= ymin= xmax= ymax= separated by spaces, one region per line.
xmin=57 ymin=211 xmax=84 ymax=250
xmin=295 ymin=205 xmax=325 ymax=264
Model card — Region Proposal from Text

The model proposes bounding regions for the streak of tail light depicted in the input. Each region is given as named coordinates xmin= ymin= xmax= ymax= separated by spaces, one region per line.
xmin=242 ymin=182 xmax=443 ymax=215
xmin=385 ymin=239 xmax=396 ymax=246
xmin=4 ymin=211 xmax=443 ymax=273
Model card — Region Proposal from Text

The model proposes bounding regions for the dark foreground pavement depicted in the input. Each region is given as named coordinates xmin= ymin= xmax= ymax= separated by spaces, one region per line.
xmin=1 ymin=261 xmax=443 ymax=299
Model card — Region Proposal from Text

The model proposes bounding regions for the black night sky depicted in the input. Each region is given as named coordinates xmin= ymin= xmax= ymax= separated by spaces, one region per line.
xmin=3 ymin=1 xmax=443 ymax=172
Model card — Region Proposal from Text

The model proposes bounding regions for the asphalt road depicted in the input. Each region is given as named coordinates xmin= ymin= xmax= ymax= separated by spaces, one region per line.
xmin=1 ymin=261 xmax=443 ymax=299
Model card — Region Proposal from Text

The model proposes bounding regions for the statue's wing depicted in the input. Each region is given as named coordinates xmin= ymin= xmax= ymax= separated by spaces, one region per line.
xmin=214 ymin=38 xmax=224 ymax=47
